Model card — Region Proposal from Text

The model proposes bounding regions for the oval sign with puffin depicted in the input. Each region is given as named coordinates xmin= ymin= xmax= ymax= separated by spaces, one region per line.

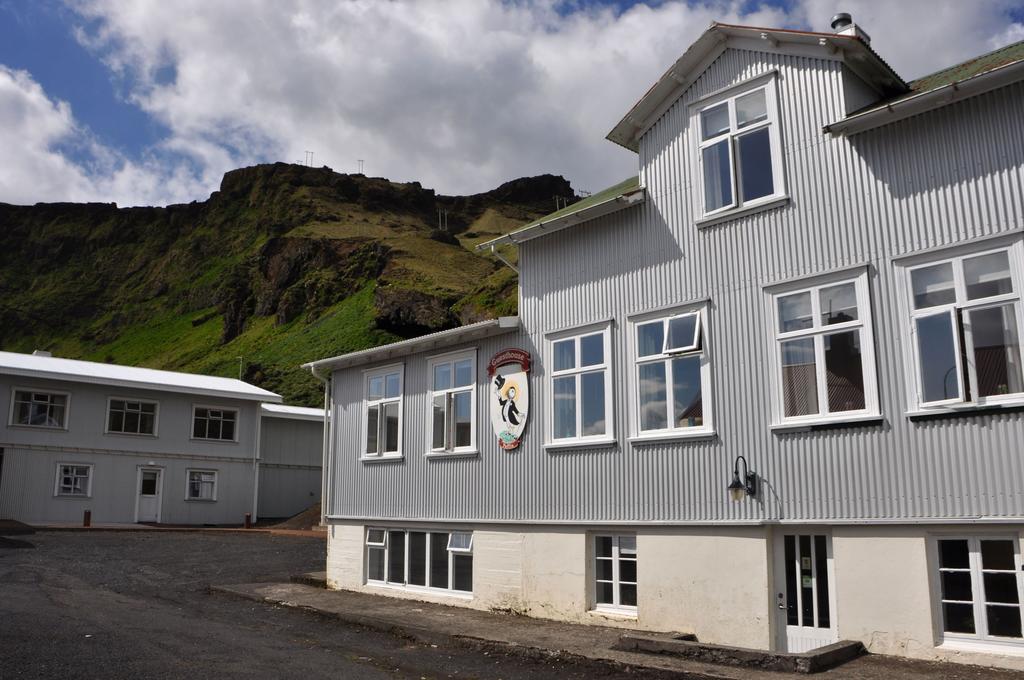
xmin=488 ymin=349 xmax=530 ymax=450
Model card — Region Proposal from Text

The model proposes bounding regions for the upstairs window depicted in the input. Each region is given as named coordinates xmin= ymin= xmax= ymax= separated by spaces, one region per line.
xmin=548 ymin=324 xmax=613 ymax=445
xmin=428 ymin=351 xmax=476 ymax=455
xmin=632 ymin=306 xmax=712 ymax=437
xmin=770 ymin=268 xmax=879 ymax=425
xmin=902 ymin=244 xmax=1024 ymax=410
xmin=107 ymin=398 xmax=157 ymax=435
xmin=192 ymin=407 xmax=237 ymax=441
xmin=697 ymin=75 xmax=784 ymax=219
xmin=364 ymin=365 xmax=403 ymax=458
xmin=12 ymin=390 xmax=68 ymax=429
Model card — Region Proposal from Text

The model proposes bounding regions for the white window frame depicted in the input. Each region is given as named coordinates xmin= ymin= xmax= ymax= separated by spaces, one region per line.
xmin=185 ymin=468 xmax=218 ymax=501
xmin=896 ymin=239 xmax=1024 ymax=414
xmin=931 ymin=535 xmax=1024 ymax=651
xmin=361 ymin=364 xmax=404 ymax=460
xmin=767 ymin=267 xmax=880 ymax=427
xmin=592 ymin=534 xmax=638 ymax=616
xmin=54 ymin=462 xmax=92 ymax=498
xmin=9 ymin=387 xmax=71 ymax=430
xmin=364 ymin=527 xmax=473 ymax=597
xmin=105 ymin=396 xmax=159 ymax=437
xmin=628 ymin=303 xmax=714 ymax=441
xmin=545 ymin=321 xmax=615 ymax=449
xmin=426 ymin=350 xmax=477 ymax=457
xmin=694 ymin=71 xmax=786 ymax=222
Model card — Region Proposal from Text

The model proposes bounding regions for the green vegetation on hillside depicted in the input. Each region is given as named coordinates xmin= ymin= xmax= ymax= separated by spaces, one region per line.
xmin=0 ymin=164 xmax=575 ymax=405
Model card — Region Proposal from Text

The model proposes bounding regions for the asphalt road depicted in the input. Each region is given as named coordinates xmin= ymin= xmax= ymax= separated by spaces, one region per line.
xmin=0 ymin=531 xmax=658 ymax=680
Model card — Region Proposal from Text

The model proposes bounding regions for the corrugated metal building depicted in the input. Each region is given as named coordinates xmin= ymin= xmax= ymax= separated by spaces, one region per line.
xmin=0 ymin=351 xmax=322 ymax=525
xmin=306 ymin=17 xmax=1024 ymax=668
xmin=258 ymin=403 xmax=324 ymax=519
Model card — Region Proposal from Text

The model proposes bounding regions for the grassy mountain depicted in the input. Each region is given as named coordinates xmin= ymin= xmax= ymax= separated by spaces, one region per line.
xmin=0 ymin=163 xmax=575 ymax=405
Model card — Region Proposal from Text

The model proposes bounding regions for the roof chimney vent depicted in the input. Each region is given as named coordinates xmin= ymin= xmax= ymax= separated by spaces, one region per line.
xmin=829 ymin=12 xmax=870 ymax=43
xmin=32 ymin=350 xmax=52 ymax=357
xmin=830 ymin=13 xmax=853 ymax=31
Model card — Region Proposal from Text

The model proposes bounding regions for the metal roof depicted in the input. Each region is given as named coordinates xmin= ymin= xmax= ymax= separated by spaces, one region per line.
xmin=260 ymin=403 xmax=325 ymax=421
xmin=0 ymin=351 xmax=282 ymax=403
xmin=476 ymin=177 xmax=644 ymax=250
xmin=303 ymin=317 xmax=521 ymax=372
xmin=607 ymin=21 xmax=908 ymax=152
xmin=825 ymin=39 xmax=1024 ymax=135
xmin=910 ymin=39 xmax=1024 ymax=93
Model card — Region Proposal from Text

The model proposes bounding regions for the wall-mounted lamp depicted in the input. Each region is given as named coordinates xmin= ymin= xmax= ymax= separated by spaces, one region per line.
xmin=728 ymin=455 xmax=758 ymax=501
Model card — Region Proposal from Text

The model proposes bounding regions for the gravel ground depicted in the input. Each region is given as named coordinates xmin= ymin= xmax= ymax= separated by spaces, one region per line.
xmin=0 ymin=531 xmax=677 ymax=679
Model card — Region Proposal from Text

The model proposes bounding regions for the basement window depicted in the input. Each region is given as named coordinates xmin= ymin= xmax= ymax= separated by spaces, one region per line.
xmin=593 ymin=534 xmax=637 ymax=615
xmin=935 ymin=537 xmax=1024 ymax=646
xmin=695 ymin=73 xmax=785 ymax=222
xmin=365 ymin=527 xmax=473 ymax=594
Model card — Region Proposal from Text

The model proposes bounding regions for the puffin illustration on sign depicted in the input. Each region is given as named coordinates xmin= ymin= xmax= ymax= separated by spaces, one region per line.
xmin=488 ymin=349 xmax=530 ymax=450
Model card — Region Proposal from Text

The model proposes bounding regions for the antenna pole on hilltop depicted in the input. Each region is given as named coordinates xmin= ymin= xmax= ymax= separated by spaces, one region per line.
xmin=357 ymin=159 xmax=365 ymax=174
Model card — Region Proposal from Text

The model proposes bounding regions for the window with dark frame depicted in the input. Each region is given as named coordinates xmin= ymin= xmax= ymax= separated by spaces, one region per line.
xmin=107 ymin=399 xmax=157 ymax=435
xmin=13 ymin=391 xmax=67 ymax=428
xmin=192 ymin=407 xmax=236 ymax=441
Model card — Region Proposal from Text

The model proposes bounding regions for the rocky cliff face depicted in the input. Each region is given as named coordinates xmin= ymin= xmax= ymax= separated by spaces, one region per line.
xmin=0 ymin=163 xmax=575 ymax=404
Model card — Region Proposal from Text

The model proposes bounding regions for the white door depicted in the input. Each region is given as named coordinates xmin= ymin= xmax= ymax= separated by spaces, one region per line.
xmin=136 ymin=468 xmax=162 ymax=523
xmin=774 ymin=531 xmax=838 ymax=652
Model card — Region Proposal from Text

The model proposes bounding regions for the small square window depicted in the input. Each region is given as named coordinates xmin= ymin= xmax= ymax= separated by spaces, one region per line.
xmin=55 ymin=464 xmax=91 ymax=496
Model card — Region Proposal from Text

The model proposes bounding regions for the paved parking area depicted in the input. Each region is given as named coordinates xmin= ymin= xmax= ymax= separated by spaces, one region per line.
xmin=0 ymin=531 xmax=675 ymax=679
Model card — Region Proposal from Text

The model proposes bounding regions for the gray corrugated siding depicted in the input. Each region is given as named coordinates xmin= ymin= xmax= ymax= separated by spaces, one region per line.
xmin=329 ymin=48 xmax=1024 ymax=524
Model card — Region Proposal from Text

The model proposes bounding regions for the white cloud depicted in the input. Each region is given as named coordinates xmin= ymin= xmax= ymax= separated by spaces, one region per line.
xmin=0 ymin=64 xmax=211 ymax=206
xmin=2 ymin=1 xmax=1021 ymax=205
xmin=792 ymin=1 xmax=1024 ymax=81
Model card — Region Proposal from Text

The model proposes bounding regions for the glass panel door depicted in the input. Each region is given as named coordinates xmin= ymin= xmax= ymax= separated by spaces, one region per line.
xmin=775 ymin=532 xmax=837 ymax=653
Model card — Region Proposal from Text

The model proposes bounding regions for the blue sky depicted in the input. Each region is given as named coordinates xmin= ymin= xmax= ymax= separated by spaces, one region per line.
xmin=1 ymin=0 xmax=1022 ymax=206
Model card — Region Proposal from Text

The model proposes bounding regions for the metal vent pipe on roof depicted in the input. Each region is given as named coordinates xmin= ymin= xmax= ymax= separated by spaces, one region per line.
xmin=830 ymin=12 xmax=853 ymax=31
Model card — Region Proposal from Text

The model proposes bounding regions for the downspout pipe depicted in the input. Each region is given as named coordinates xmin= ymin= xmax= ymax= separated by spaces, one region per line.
xmin=310 ymin=364 xmax=332 ymax=527
xmin=252 ymin=404 xmax=262 ymax=523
